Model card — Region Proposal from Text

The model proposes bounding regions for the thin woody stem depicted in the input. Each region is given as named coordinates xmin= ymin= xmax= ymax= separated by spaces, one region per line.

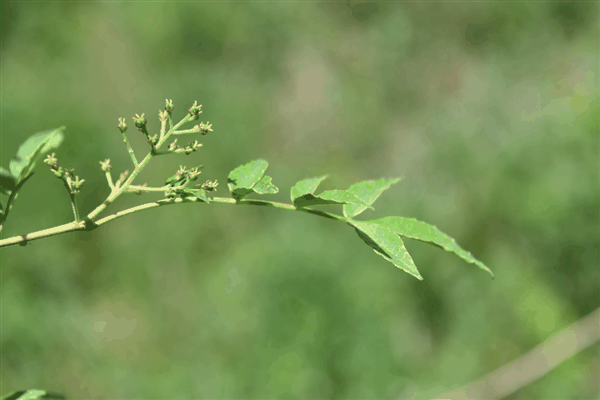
xmin=86 ymin=114 xmax=191 ymax=222
xmin=0 ymin=197 xmax=349 ymax=248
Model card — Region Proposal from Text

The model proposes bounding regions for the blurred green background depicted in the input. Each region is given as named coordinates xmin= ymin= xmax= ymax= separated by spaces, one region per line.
xmin=1 ymin=1 xmax=598 ymax=399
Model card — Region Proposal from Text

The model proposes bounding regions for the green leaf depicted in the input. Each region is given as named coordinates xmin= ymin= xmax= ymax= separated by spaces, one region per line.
xmin=293 ymin=189 xmax=376 ymax=209
xmin=349 ymin=219 xmax=423 ymax=280
xmin=290 ymin=175 xmax=375 ymax=210
xmin=227 ymin=159 xmax=279 ymax=201
xmin=368 ymin=216 xmax=494 ymax=278
xmin=343 ymin=177 xmax=402 ymax=219
xmin=0 ymin=167 xmax=16 ymax=196
xmin=290 ymin=174 xmax=329 ymax=201
xmin=193 ymin=188 xmax=210 ymax=203
xmin=9 ymin=127 xmax=65 ymax=182
xmin=1 ymin=389 xmax=66 ymax=400
xmin=252 ymin=175 xmax=279 ymax=195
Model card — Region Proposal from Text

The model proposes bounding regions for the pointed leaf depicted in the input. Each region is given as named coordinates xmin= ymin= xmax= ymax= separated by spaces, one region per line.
xmin=253 ymin=175 xmax=279 ymax=195
xmin=291 ymin=175 xmax=329 ymax=202
xmin=227 ymin=159 xmax=278 ymax=201
xmin=9 ymin=127 xmax=65 ymax=182
xmin=0 ymin=167 xmax=16 ymax=195
xmin=344 ymin=177 xmax=402 ymax=219
xmin=371 ymin=216 xmax=494 ymax=278
xmin=349 ymin=219 xmax=423 ymax=280
xmin=293 ymin=189 xmax=375 ymax=210
xmin=194 ymin=188 xmax=210 ymax=203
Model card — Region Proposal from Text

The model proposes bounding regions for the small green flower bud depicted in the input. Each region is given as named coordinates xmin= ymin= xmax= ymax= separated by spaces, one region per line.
xmin=118 ymin=117 xmax=127 ymax=133
xmin=133 ymin=113 xmax=148 ymax=135
xmin=158 ymin=110 xmax=169 ymax=123
xmin=198 ymin=179 xmax=218 ymax=192
xmin=165 ymin=99 xmax=174 ymax=115
xmin=168 ymin=139 xmax=179 ymax=151
xmin=52 ymin=166 xmax=65 ymax=179
xmin=199 ymin=121 xmax=213 ymax=135
xmin=68 ymin=175 xmax=85 ymax=195
xmin=148 ymin=134 xmax=159 ymax=147
xmin=64 ymin=166 xmax=75 ymax=178
xmin=100 ymin=159 xmax=112 ymax=172
xmin=188 ymin=101 xmax=203 ymax=120
xmin=44 ymin=153 xmax=59 ymax=168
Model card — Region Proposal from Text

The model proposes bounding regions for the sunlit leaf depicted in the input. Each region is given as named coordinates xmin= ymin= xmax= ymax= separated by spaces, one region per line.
xmin=349 ymin=219 xmax=423 ymax=280
xmin=343 ymin=177 xmax=402 ymax=219
xmin=290 ymin=175 xmax=329 ymax=201
xmin=293 ymin=189 xmax=375 ymax=209
xmin=291 ymin=175 xmax=375 ymax=210
xmin=9 ymin=127 xmax=65 ymax=182
xmin=227 ymin=159 xmax=279 ymax=201
xmin=370 ymin=216 xmax=494 ymax=278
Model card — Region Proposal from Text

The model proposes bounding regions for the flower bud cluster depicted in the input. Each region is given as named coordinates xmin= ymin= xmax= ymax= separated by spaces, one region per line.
xmin=163 ymin=165 xmax=218 ymax=200
xmin=133 ymin=113 xmax=158 ymax=149
xmin=165 ymin=99 xmax=175 ymax=116
xmin=117 ymin=117 xmax=127 ymax=134
xmin=99 ymin=159 xmax=112 ymax=173
xmin=188 ymin=100 xmax=203 ymax=120
xmin=197 ymin=179 xmax=218 ymax=192
xmin=44 ymin=153 xmax=85 ymax=195
xmin=167 ymin=138 xmax=203 ymax=155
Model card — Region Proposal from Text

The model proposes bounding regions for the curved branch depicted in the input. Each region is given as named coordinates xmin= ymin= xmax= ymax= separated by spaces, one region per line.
xmin=433 ymin=306 xmax=600 ymax=399
xmin=0 ymin=196 xmax=348 ymax=248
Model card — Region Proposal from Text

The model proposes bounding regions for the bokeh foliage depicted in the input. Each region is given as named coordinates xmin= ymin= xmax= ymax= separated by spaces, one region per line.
xmin=1 ymin=1 xmax=598 ymax=399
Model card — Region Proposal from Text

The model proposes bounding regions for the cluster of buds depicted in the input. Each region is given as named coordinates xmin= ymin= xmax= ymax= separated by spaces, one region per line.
xmin=99 ymin=159 xmax=112 ymax=173
xmin=163 ymin=165 xmax=218 ymax=200
xmin=165 ymin=165 xmax=203 ymax=188
xmin=132 ymin=113 xmax=158 ymax=148
xmin=187 ymin=100 xmax=202 ymax=120
xmin=196 ymin=179 xmax=218 ymax=192
xmin=165 ymin=98 xmax=175 ymax=116
xmin=167 ymin=138 xmax=203 ymax=155
xmin=43 ymin=153 xmax=85 ymax=195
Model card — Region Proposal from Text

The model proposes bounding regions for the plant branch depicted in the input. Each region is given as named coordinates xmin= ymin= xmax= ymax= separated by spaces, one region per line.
xmin=0 ymin=196 xmax=348 ymax=248
xmin=432 ymin=306 xmax=600 ymax=400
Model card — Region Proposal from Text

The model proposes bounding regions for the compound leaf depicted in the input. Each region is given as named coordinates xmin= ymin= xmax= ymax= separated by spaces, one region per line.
xmin=291 ymin=175 xmax=375 ymax=210
xmin=343 ymin=177 xmax=402 ymax=219
xmin=9 ymin=127 xmax=65 ymax=182
xmin=349 ymin=219 xmax=423 ymax=280
xmin=227 ymin=159 xmax=279 ymax=201
xmin=371 ymin=216 xmax=494 ymax=278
